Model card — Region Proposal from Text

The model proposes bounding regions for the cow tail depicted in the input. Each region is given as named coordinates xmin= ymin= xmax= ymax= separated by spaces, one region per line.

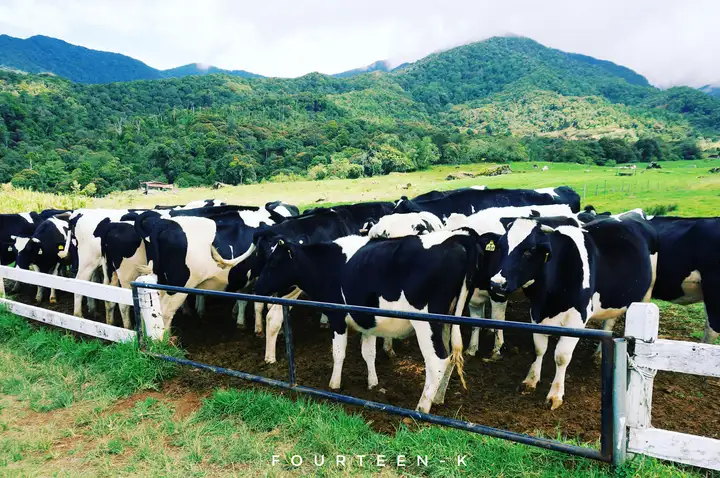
xmin=451 ymin=280 xmax=468 ymax=391
xmin=211 ymin=243 xmax=256 ymax=269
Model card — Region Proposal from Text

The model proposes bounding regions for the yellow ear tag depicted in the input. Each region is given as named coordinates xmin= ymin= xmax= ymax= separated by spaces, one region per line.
xmin=58 ymin=245 xmax=64 ymax=250
xmin=544 ymin=252 xmax=549 ymax=263
xmin=485 ymin=241 xmax=495 ymax=252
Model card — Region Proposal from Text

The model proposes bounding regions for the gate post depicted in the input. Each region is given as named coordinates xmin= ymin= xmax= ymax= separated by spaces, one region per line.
xmin=136 ymin=275 xmax=165 ymax=341
xmin=625 ymin=303 xmax=659 ymax=458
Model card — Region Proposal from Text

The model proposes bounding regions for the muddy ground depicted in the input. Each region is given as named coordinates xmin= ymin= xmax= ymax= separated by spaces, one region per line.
xmin=9 ymin=285 xmax=720 ymax=443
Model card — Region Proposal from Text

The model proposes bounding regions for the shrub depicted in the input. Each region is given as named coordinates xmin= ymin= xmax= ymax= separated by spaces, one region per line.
xmin=646 ymin=203 xmax=678 ymax=216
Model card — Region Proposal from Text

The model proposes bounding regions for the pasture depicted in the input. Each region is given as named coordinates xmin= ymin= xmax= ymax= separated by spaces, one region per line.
xmin=1 ymin=159 xmax=719 ymax=476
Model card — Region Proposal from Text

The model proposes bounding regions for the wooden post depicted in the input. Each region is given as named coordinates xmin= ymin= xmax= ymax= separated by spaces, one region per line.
xmin=625 ymin=303 xmax=659 ymax=430
xmin=136 ymin=275 xmax=165 ymax=341
xmin=0 ymin=277 xmax=5 ymax=298
xmin=595 ymin=184 xmax=599 ymax=196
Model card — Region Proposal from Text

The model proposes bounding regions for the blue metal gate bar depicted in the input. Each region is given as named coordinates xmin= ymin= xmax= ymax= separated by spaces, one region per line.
xmin=130 ymin=281 xmax=618 ymax=464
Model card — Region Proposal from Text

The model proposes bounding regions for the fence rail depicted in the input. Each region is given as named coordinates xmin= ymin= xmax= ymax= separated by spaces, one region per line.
xmin=625 ymin=303 xmax=720 ymax=471
xmin=0 ymin=265 xmax=135 ymax=343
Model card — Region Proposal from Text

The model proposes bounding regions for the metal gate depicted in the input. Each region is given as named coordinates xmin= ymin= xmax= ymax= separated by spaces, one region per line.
xmin=131 ymin=280 xmax=627 ymax=466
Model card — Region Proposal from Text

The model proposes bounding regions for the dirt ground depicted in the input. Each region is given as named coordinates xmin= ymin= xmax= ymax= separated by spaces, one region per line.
xmin=10 ymin=285 xmax=720 ymax=443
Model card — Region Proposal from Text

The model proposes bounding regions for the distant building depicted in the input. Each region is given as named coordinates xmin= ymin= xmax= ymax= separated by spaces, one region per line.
xmin=141 ymin=181 xmax=174 ymax=194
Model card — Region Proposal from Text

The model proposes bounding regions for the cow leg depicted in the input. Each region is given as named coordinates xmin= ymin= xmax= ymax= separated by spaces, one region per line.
xmin=105 ymin=272 xmax=120 ymax=325
xmin=594 ymin=318 xmax=617 ymax=363
xmin=232 ymin=300 xmax=246 ymax=326
xmin=195 ymin=295 xmax=205 ymax=318
xmin=254 ymin=301 xmax=265 ymax=330
xmin=87 ymin=268 xmax=101 ymax=315
xmin=361 ymin=334 xmax=378 ymax=389
xmin=159 ymin=292 xmax=189 ymax=332
xmin=466 ymin=290 xmax=486 ymax=356
xmin=253 ymin=300 xmax=264 ymax=336
xmin=702 ymin=273 xmax=720 ymax=344
xmin=383 ymin=338 xmax=395 ymax=358
xmin=320 ymin=313 xmax=329 ymax=328
xmin=73 ymin=263 xmax=95 ymax=317
xmin=264 ymin=304 xmax=285 ymax=364
xmin=328 ymin=328 xmax=348 ymax=390
xmin=521 ymin=333 xmax=549 ymax=394
xmin=31 ymin=265 xmax=43 ymax=303
xmin=119 ymin=303 xmax=132 ymax=330
xmin=412 ymin=320 xmax=451 ymax=413
xmin=546 ymin=335 xmax=581 ymax=410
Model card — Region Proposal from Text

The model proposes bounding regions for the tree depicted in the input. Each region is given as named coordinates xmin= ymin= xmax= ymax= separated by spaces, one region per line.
xmin=11 ymin=169 xmax=42 ymax=190
xmin=634 ymin=138 xmax=662 ymax=162
xmin=674 ymin=140 xmax=702 ymax=160
xmin=410 ymin=137 xmax=440 ymax=170
xmin=374 ymin=145 xmax=415 ymax=174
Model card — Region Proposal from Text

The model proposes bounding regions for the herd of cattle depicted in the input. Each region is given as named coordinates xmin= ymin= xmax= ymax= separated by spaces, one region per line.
xmin=0 ymin=186 xmax=718 ymax=413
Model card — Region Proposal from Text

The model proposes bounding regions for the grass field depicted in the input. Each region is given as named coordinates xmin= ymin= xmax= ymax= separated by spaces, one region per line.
xmin=88 ymin=159 xmax=720 ymax=216
xmin=0 ymin=312 xmax=703 ymax=477
xmin=1 ymin=160 xmax=719 ymax=476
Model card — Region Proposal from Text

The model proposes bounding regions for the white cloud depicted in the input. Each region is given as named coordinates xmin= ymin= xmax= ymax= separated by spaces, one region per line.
xmin=0 ymin=0 xmax=718 ymax=86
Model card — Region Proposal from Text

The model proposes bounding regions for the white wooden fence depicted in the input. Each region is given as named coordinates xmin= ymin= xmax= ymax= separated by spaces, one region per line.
xmin=1 ymin=266 xmax=719 ymax=470
xmin=0 ymin=265 xmax=136 ymax=343
xmin=625 ymin=303 xmax=720 ymax=470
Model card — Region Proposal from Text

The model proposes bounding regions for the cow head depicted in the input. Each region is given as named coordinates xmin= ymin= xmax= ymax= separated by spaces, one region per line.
xmin=392 ymin=197 xmax=421 ymax=214
xmin=15 ymin=220 xmax=71 ymax=273
xmin=489 ymin=218 xmax=553 ymax=298
xmin=253 ymin=237 xmax=301 ymax=296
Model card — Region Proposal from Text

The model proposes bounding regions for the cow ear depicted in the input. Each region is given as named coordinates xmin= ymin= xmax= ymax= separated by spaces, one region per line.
xmin=530 ymin=209 xmax=540 ymax=217
xmin=540 ymin=224 xmax=555 ymax=234
xmin=499 ymin=217 xmax=515 ymax=231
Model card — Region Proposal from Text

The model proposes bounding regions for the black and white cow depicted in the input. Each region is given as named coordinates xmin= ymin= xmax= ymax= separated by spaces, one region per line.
xmin=576 ymin=205 xmax=611 ymax=224
xmin=154 ymin=199 xmax=227 ymax=210
xmin=69 ymin=209 xmax=136 ymax=317
xmin=133 ymin=208 xmax=272 ymax=332
xmin=363 ymin=211 xmax=444 ymax=239
xmin=93 ymin=218 xmax=147 ymax=328
xmin=488 ymin=213 xmax=657 ymax=409
xmin=251 ymin=208 xmax=365 ymax=354
xmin=265 ymin=201 xmax=299 ymax=219
xmin=14 ymin=216 xmax=71 ymax=303
xmin=253 ymin=229 xmax=485 ymax=413
xmin=302 ymin=201 xmax=395 ymax=230
xmin=649 ymin=216 xmax=720 ymax=344
xmin=444 ymin=204 xmax=577 ymax=359
xmin=0 ymin=213 xmax=39 ymax=267
xmin=394 ymin=186 xmax=581 ymax=220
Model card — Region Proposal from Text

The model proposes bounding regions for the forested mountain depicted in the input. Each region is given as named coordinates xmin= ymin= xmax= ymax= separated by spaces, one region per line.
xmin=1 ymin=36 xmax=719 ymax=196
xmin=700 ymin=84 xmax=720 ymax=98
xmin=0 ymin=34 xmax=263 ymax=83
xmin=333 ymin=60 xmax=395 ymax=78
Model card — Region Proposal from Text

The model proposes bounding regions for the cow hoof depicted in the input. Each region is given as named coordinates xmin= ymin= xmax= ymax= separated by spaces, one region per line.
xmin=319 ymin=322 xmax=329 ymax=329
xmin=255 ymin=331 xmax=265 ymax=338
xmin=465 ymin=348 xmax=477 ymax=357
xmin=547 ymin=396 xmax=563 ymax=410
xmin=329 ymin=382 xmax=341 ymax=390
xmin=519 ymin=381 xmax=536 ymax=395
xmin=385 ymin=349 xmax=396 ymax=359
xmin=482 ymin=352 xmax=503 ymax=363
xmin=367 ymin=380 xmax=378 ymax=390
xmin=264 ymin=358 xmax=277 ymax=365
xmin=49 ymin=297 xmax=57 ymax=304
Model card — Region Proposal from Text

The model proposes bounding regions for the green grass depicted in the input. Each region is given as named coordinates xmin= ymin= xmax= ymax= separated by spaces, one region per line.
xmin=91 ymin=159 xmax=720 ymax=216
xmin=0 ymin=311 xmax=706 ymax=476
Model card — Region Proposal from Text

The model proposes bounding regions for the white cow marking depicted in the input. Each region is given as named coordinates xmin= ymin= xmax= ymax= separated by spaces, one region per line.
xmin=238 ymin=209 xmax=274 ymax=228
xmin=490 ymin=272 xmax=506 ymax=285
xmin=334 ymin=235 xmax=370 ymax=262
xmin=368 ymin=212 xmax=443 ymax=239
xmin=556 ymin=226 xmax=590 ymax=288
xmin=418 ymin=230 xmax=468 ymax=250
xmin=274 ymin=205 xmax=292 ymax=218
xmin=506 ymin=219 xmax=536 ymax=255
xmin=19 ymin=212 xmax=34 ymax=223
xmin=534 ymin=187 xmax=559 ymax=197
xmin=470 ymin=185 xmax=487 ymax=190
xmin=13 ymin=236 xmax=31 ymax=252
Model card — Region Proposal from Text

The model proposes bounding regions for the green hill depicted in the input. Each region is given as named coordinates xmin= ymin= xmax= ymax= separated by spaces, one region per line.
xmin=0 ymin=34 xmax=263 ymax=83
xmin=1 ymin=35 xmax=719 ymax=195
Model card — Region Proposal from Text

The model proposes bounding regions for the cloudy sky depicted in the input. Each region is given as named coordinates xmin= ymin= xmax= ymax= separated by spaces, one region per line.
xmin=0 ymin=0 xmax=718 ymax=87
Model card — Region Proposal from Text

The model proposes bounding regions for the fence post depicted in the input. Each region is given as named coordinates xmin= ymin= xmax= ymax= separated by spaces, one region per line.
xmin=613 ymin=338 xmax=628 ymax=467
xmin=136 ymin=275 xmax=165 ymax=341
xmin=0 ymin=277 xmax=4 ymax=298
xmin=625 ymin=303 xmax=659 ymax=432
